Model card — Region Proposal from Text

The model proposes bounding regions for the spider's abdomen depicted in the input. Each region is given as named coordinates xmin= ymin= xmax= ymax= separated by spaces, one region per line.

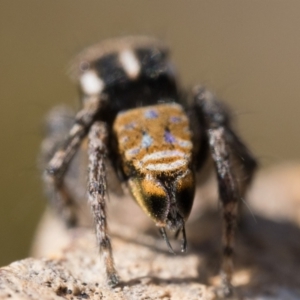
xmin=113 ymin=103 xmax=195 ymax=227
xmin=113 ymin=103 xmax=193 ymax=176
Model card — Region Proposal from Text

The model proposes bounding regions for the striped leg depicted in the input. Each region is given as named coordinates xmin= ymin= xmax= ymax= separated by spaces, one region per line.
xmin=193 ymin=86 xmax=257 ymax=297
xmin=88 ymin=122 xmax=118 ymax=286
xmin=44 ymin=96 xmax=101 ymax=227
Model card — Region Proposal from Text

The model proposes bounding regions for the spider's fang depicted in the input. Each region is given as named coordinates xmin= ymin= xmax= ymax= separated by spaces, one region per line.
xmin=159 ymin=227 xmax=175 ymax=255
xmin=174 ymin=228 xmax=181 ymax=240
xmin=181 ymin=223 xmax=187 ymax=253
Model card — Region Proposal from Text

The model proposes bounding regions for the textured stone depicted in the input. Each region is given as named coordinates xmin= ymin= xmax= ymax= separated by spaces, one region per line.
xmin=1 ymin=163 xmax=300 ymax=299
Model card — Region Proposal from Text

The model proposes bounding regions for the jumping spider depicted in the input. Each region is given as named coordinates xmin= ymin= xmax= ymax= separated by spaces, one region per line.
xmin=42 ymin=36 xmax=257 ymax=296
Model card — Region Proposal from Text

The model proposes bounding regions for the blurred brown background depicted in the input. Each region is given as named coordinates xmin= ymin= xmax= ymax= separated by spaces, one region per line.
xmin=0 ymin=1 xmax=299 ymax=267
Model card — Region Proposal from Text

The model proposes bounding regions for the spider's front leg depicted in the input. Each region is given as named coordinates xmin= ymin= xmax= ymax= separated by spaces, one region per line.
xmin=193 ymin=87 xmax=257 ymax=297
xmin=88 ymin=121 xmax=118 ymax=287
xmin=44 ymin=96 xmax=102 ymax=227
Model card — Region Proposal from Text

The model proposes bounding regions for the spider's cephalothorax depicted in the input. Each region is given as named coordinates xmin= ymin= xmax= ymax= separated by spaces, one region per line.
xmin=43 ymin=36 xmax=257 ymax=295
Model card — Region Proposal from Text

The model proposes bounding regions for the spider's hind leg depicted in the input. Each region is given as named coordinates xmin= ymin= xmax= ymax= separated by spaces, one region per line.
xmin=192 ymin=86 xmax=258 ymax=297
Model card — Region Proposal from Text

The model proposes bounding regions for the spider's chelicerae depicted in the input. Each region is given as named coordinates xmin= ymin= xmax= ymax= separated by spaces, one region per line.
xmin=42 ymin=36 xmax=257 ymax=296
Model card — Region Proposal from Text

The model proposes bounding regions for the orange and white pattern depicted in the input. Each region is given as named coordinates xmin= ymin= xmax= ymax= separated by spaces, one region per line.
xmin=113 ymin=103 xmax=193 ymax=177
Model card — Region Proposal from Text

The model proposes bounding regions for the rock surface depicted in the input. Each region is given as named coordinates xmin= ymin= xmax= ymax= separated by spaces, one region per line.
xmin=1 ymin=163 xmax=300 ymax=299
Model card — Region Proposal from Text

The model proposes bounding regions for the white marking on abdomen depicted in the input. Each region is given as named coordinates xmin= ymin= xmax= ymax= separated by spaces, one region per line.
xmin=80 ymin=70 xmax=104 ymax=95
xmin=141 ymin=133 xmax=153 ymax=148
xmin=137 ymin=150 xmax=190 ymax=172
xmin=125 ymin=147 xmax=140 ymax=158
xmin=141 ymin=150 xmax=186 ymax=163
xmin=146 ymin=159 xmax=187 ymax=171
xmin=177 ymin=139 xmax=193 ymax=149
xmin=119 ymin=50 xmax=140 ymax=79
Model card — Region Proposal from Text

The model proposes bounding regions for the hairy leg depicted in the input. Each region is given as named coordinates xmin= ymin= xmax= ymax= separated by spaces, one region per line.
xmin=193 ymin=86 xmax=257 ymax=296
xmin=43 ymin=96 xmax=102 ymax=227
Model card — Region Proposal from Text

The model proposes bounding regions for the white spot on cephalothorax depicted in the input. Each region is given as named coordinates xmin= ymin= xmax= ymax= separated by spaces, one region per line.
xmin=80 ymin=70 xmax=104 ymax=95
xmin=119 ymin=50 xmax=140 ymax=79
